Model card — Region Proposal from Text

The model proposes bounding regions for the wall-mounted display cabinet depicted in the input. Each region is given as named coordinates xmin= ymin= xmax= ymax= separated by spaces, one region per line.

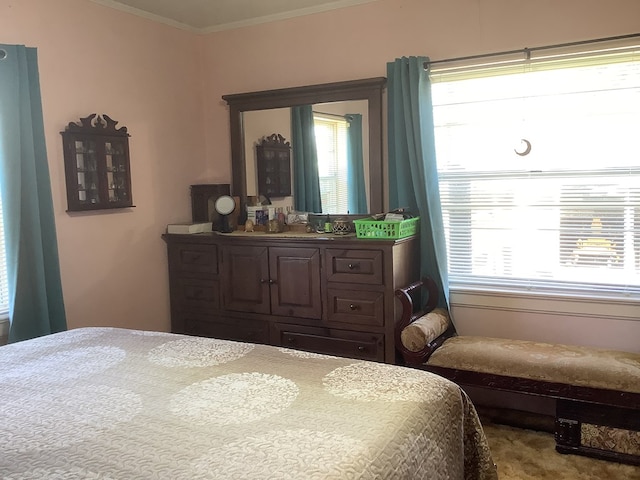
xmin=61 ymin=113 xmax=133 ymax=211
xmin=256 ymin=133 xmax=291 ymax=198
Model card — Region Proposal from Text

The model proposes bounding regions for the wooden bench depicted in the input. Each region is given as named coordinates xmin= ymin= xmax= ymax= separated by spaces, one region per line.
xmin=394 ymin=278 xmax=640 ymax=466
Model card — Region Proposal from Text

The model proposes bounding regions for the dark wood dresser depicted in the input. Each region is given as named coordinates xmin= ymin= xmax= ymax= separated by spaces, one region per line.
xmin=163 ymin=232 xmax=418 ymax=364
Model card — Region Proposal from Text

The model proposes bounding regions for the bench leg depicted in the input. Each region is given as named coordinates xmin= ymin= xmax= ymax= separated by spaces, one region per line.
xmin=555 ymin=400 xmax=640 ymax=466
xmin=555 ymin=417 xmax=581 ymax=451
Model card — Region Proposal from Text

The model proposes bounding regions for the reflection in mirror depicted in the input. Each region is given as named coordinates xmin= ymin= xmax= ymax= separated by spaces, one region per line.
xmin=223 ymin=77 xmax=386 ymax=216
xmin=243 ymin=100 xmax=369 ymax=214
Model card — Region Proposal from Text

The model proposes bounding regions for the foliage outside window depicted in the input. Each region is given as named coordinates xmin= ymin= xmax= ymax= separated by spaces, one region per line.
xmin=431 ymin=42 xmax=640 ymax=299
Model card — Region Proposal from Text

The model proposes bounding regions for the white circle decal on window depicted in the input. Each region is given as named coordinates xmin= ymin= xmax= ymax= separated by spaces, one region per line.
xmin=148 ymin=337 xmax=254 ymax=367
xmin=170 ymin=372 xmax=298 ymax=425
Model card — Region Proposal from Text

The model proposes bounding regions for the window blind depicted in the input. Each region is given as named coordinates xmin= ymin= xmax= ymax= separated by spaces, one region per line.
xmin=431 ymin=42 xmax=640 ymax=299
xmin=314 ymin=115 xmax=349 ymax=214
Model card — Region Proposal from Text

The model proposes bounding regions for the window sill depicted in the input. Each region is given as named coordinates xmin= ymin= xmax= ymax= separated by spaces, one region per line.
xmin=450 ymin=287 xmax=639 ymax=322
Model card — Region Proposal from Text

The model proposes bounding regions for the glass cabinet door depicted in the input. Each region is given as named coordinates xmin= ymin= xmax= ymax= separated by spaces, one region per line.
xmin=74 ymin=138 xmax=99 ymax=205
xmin=104 ymin=137 xmax=132 ymax=205
xmin=257 ymin=134 xmax=291 ymax=198
xmin=62 ymin=114 xmax=133 ymax=212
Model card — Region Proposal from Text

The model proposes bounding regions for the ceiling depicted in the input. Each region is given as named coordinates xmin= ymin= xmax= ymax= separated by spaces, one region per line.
xmin=89 ymin=0 xmax=379 ymax=33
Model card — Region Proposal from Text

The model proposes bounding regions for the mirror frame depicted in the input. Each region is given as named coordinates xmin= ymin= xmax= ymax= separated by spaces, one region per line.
xmin=222 ymin=77 xmax=386 ymax=214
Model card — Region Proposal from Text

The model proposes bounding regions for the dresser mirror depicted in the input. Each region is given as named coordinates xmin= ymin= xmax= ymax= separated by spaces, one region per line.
xmin=223 ymin=77 xmax=386 ymax=215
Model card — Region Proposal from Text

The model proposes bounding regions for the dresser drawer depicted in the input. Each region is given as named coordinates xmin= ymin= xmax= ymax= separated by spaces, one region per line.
xmin=325 ymin=249 xmax=383 ymax=285
xmin=170 ymin=243 xmax=218 ymax=275
xmin=175 ymin=277 xmax=219 ymax=311
xmin=273 ymin=323 xmax=384 ymax=362
xmin=178 ymin=312 xmax=269 ymax=344
xmin=326 ymin=289 xmax=384 ymax=326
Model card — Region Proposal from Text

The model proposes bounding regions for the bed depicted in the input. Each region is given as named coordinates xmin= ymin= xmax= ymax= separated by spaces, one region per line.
xmin=1 ymin=327 xmax=497 ymax=479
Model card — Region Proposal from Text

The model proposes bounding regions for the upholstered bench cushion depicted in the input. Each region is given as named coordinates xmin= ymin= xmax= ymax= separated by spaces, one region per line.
xmin=427 ymin=336 xmax=640 ymax=394
xmin=400 ymin=308 xmax=450 ymax=352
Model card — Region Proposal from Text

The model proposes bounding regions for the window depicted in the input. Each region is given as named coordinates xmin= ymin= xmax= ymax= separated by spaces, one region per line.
xmin=431 ymin=42 xmax=640 ymax=299
xmin=314 ymin=114 xmax=349 ymax=214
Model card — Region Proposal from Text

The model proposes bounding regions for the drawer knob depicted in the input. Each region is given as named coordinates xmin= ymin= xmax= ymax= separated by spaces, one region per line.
xmin=349 ymin=304 xmax=360 ymax=311
xmin=287 ymin=337 xmax=295 ymax=343
xmin=347 ymin=263 xmax=359 ymax=270
xmin=260 ymin=279 xmax=268 ymax=284
xmin=357 ymin=346 xmax=365 ymax=352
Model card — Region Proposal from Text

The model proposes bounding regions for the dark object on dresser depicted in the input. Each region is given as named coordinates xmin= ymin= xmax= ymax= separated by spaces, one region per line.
xmin=190 ymin=184 xmax=231 ymax=224
xmin=394 ymin=278 xmax=640 ymax=466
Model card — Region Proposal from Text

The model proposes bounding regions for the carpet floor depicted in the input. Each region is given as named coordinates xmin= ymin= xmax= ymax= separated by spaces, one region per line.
xmin=482 ymin=421 xmax=640 ymax=479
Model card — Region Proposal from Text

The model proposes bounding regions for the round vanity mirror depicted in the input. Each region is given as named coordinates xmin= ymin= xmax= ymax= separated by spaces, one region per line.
xmin=215 ymin=195 xmax=236 ymax=215
xmin=214 ymin=195 xmax=236 ymax=232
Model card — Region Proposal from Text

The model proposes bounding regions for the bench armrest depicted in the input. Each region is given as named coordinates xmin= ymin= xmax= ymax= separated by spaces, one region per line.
xmin=394 ymin=277 xmax=456 ymax=365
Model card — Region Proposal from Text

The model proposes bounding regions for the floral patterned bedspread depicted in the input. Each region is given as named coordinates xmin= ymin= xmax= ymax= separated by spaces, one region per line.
xmin=0 ymin=327 xmax=497 ymax=479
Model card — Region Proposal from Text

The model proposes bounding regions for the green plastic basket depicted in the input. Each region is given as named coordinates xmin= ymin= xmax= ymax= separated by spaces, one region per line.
xmin=353 ymin=217 xmax=419 ymax=239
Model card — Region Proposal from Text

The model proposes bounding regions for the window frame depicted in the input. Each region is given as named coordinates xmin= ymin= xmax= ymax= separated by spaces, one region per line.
xmin=431 ymin=42 xmax=640 ymax=302
xmin=313 ymin=113 xmax=349 ymax=215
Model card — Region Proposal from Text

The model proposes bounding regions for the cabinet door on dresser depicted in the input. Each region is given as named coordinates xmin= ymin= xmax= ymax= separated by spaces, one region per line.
xmin=221 ymin=245 xmax=322 ymax=319
xmin=269 ymin=247 xmax=321 ymax=319
xmin=166 ymin=239 xmax=271 ymax=344
xmin=221 ymin=245 xmax=271 ymax=314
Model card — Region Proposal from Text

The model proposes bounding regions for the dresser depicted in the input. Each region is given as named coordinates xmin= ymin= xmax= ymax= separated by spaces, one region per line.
xmin=163 ymin=232 xmax=418 ymax=363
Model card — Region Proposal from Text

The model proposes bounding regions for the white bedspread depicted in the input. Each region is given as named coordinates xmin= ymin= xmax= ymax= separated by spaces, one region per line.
xmin=0 ymin=327 xmax=496 ymax=479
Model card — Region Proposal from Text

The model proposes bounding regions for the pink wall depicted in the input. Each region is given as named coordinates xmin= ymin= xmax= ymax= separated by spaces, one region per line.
xmin=0 ymin=0 xmax=207 ymax=332
xmin=200 ymin=0 xmax=640 ymax=180
xmin=1 ymin=0 xmax=639 ymax=347
xmin=199 ymin=0 xmax=640 ymax=352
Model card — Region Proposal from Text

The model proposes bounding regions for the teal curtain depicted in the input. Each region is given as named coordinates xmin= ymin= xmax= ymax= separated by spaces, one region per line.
xmin=0 ymin=44 xmax=67 ymax=342
xmin=291 ymin=105 xmax=322 ymax=213
xmin=387 ymin=56 xmax=449 ymax=308
xmin=346 ymin=114 xmax=367 ymax=214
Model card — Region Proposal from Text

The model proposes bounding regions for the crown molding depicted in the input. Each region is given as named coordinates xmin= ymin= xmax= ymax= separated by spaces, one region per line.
xmin=88 ymin=0 xmax=379 ymax=34
xmin=87 ymin=0 xmax=198 ymax=32
xmin=201 ymin=0 xmax=379 ymax=33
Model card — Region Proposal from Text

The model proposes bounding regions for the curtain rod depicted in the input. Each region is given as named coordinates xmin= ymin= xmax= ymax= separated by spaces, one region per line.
xmin=424 ymin=32 xmax=640 ymax=70
xmin=312 ymin=110 xmax=348 ymax=120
